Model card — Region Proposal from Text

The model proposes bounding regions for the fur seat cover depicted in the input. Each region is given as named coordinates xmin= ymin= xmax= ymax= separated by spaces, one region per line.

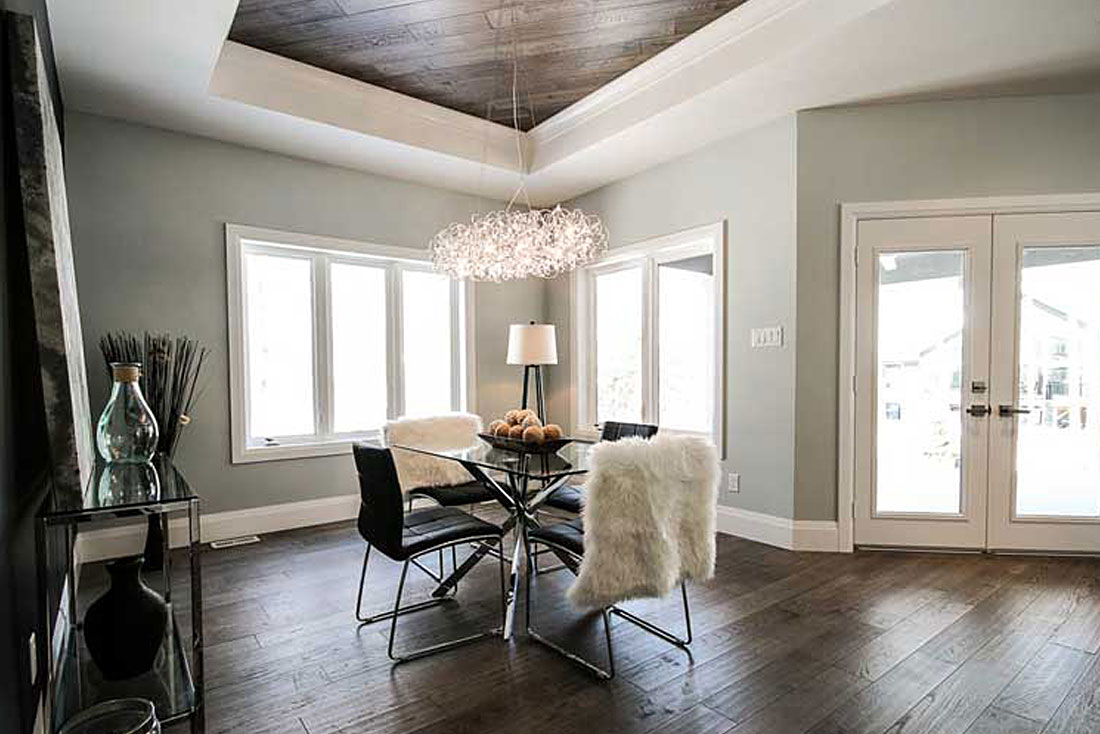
xmin=568 ymin=433 xmax=719 ymax=609
xmin=382 ymin=413 xmax=482 ymax=493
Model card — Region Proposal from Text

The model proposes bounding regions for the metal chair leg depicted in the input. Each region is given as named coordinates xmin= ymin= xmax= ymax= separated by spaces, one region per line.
xmin=524 ymin=540 xmax=614 ymax=680
xmin=382 ymin=538 xmax=507 ymax=663
xmin=609 ymin=581 xmax=692 ymax=648
xmin=355 ymin=543 xmax=452 ymax=625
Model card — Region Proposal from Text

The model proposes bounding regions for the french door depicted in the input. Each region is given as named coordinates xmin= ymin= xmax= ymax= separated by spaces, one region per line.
xmin=854 ymin=212 xmax=1100 ymax=552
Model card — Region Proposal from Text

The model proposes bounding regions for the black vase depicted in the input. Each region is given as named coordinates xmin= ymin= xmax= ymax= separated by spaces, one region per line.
xmin=84 ymin=555 xmax=168 ymax=680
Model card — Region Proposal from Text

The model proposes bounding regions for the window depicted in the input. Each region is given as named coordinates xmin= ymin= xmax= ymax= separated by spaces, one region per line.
xmin=575 ymin=222 xmax=724 ymax=444
xmin=227 ymin=225 xmax=470 ymax=462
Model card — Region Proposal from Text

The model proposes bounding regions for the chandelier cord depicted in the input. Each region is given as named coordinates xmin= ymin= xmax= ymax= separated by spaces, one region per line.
xmin=506 ymin=4 xmax=532 ymax=212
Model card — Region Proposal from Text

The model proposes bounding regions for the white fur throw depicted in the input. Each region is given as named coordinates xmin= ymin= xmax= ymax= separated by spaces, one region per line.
xmin=568 ymin=433 xmax=719 ymax=610
xmin=383 ymin=413 xmax=482 ymax=493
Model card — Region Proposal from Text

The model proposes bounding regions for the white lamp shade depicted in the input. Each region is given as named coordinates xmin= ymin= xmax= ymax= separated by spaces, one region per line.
xmin=506 ymin=324 xmax=558 ymax=365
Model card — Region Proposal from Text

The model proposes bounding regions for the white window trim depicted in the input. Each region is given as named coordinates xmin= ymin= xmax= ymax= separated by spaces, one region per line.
xmin=572 ymin=221 xmax=726 ymax=450
xmin=226 ymin=224 xmax=476 ymax=463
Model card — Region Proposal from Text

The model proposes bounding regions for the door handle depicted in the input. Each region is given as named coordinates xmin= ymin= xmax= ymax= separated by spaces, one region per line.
xmin=966 ymin=405 xmax=990 ymax=417
xmin=998 ymin=405 xmax=1032 ymax=417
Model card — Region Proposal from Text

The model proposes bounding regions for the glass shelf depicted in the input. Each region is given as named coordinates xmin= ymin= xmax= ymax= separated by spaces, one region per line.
xmin=40 ymin=455 xmax=196 ymax=525
xmin=55 ymin=609 xmax=197 ymax=730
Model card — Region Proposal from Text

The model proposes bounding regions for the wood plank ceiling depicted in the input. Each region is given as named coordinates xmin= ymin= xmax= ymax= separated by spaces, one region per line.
xmin=229 ymin=0 xmax=749 ymax=130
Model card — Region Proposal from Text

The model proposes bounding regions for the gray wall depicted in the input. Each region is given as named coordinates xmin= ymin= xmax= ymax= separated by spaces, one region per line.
xmin=65 ymin=111 xmax=543 ymax=514
xmin=558 ymin=116 xmax=799 ymax=518
xmin=794 ymin=92 xmax=1100 ymax=521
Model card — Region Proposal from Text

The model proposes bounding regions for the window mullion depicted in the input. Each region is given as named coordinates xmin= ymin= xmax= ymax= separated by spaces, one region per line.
xmin=314 ymin=254 xmax=333 ymax=438
xmin=642 ymin=258 xmax=659 ymax=426
xmin=387 ymin=264 xmax=404 ymax=420
xmin=450 ymin=279 xmax=463 ymax=412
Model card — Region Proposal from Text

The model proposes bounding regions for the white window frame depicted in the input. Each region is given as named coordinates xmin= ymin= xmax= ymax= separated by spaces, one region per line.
xmin=226 ymin=224 xmax=475 ymax=463
xmin=572 ymin=221 xmax=726 ymax=448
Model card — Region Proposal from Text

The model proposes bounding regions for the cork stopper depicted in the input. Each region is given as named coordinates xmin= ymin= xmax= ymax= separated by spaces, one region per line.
xmin=111 ymin=362 xmax=142 ymax=382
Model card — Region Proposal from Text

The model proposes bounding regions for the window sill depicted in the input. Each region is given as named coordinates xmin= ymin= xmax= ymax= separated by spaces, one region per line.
xmin=232 ymin=434 xmax=378 ymax=464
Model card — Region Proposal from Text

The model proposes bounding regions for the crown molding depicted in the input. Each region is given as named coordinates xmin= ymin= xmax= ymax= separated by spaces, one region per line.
xmin=211 ymin=41 xmax=525 ymax=174
xmin=528 ymin=0 xmax=808 ymax=148
xmin=526 ymin=0 xmax=895 ymax=172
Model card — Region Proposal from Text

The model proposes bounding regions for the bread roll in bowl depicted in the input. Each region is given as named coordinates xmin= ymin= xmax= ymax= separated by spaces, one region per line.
xmin=522 ymin=425 xmax=545 ymax=443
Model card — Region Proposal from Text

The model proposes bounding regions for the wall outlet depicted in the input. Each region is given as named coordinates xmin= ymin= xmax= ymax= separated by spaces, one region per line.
xmin=728 ymin=472 xmax=740 ymax=494
xmin=28 ymin=631 xmax=37 ymax=686
xmin=750 ymin=326 xmax=784 ymax=349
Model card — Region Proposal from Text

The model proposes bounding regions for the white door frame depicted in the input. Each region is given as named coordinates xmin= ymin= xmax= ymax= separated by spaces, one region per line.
xmin=838 ymin=192 xmax=1100 ymax=552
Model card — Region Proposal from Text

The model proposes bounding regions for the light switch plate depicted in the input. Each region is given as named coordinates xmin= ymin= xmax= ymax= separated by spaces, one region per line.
xmin=728 ymin=473 xmax=740 ymax=493
xmin=751 ymin=326 xmax=784 ymax=349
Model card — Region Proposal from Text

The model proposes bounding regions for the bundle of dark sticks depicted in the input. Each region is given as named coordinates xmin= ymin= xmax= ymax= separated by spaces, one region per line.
xmin=99 ymin=332 xmax=208 ymax=458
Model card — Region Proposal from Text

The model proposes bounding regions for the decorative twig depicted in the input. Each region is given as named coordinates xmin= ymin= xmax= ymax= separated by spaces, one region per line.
xmin=99 ymin=331 xmax=208 ymax=458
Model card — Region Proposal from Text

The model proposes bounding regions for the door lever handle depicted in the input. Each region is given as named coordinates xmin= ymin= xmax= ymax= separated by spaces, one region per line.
xmin=998 ymin=405 xmax=1032 ymax=417
xmin=966 ymin=405 xmax=990 ymax=417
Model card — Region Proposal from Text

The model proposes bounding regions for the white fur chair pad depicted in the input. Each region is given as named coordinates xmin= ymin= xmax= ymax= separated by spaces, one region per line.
xmin=382 ymin=413 xmax=482 ymax=493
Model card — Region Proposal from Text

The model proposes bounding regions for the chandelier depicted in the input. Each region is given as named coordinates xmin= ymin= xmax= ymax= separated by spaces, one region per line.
xmin=431 ymin=19 xmax=607 ymax=282
xmin=431 ymin=205 xmax=607 ymax=282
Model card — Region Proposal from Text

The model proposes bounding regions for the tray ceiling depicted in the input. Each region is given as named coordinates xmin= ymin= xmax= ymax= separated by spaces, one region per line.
xmin=229 ymin=0 xmax=748 ymax=129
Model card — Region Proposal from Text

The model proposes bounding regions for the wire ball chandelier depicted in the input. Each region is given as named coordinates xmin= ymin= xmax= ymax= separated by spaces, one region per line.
xmin=430 ymin=16 xmax=607 ymax=282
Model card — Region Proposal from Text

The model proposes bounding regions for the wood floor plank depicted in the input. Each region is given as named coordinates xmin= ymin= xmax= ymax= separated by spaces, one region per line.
xmin=725 ymin=665 xmax=869 ymax=734
xmin=877 ymin=616 xmax=1058 ymax=734
xmin=1041 ymin=651 xmax=1100 ymax=734
xmin=701 ymin=650 xmax=829 ymax=723
xmin=962 ymin=707 xmax=1043 ymax=734
xmin=993 ymin=641 xmax=1092 ymax=722
xmin=917 ymin=582 xmax=1043 ymax=666
xmin=1050 ymin=571 xmax=1100 ymax=654
xmin=835 ymin=594 xmax=976 ymax=681
xmin=647 ymin=704 xmax=736 ymax=734
xmin=804 ymin=652 xmax=958 ymax=734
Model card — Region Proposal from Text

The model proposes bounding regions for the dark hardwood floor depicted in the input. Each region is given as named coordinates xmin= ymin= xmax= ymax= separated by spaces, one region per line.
xmin=83 ymin=512 xmax=1100 ymax=734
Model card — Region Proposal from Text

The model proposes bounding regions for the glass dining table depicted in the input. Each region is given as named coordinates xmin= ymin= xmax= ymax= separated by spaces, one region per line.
xmin=390 ymin=439 xmax=595 ymax=639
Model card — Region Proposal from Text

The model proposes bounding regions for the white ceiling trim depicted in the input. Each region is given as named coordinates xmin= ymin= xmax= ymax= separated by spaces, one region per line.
xmin=528 ymin=0 xmax=888 ymax=151
xmin=211 ymin=41 xmax=525 ymax=174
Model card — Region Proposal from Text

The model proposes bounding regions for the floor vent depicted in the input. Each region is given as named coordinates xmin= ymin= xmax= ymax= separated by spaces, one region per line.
xmin=210 ymin=535 xmax=261 ymax=550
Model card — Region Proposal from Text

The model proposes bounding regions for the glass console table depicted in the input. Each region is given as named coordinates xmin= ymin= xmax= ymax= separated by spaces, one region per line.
xmin=37 ymin=456 xmax=204 ymax=734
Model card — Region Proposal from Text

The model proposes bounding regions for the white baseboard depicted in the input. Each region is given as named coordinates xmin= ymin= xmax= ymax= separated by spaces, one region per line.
xmin=716 ymin=505 xmax=841 ymax=552
xmin=78 ymin=495 xmax=843 ymax=561
xmin=76 ymin=493 xmax=362 ymax=564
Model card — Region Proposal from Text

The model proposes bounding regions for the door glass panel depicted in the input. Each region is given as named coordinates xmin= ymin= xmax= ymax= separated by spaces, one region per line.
xmin=1015 ymin=246 xmax=1100 ymax=517
xmin=331 ymin=263 xmax=388 ymax=433
xmin=875 ymin=251 xmax=965 ymax=514
xmin=658 ymin=254 xmax=714 ymax=432
xmin=595 ymin=267 xmax=643 ymax=423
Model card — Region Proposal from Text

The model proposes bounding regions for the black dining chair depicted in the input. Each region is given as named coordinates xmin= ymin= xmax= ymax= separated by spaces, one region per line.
xmin=352 ymin=443 xmax=507 ymax=662
xmin=541 ymin=421 xmax=658 ymax=514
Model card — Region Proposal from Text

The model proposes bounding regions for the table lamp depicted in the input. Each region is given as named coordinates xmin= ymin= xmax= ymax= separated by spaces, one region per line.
xmin=506 ymin=322 xmax=557 ymax=423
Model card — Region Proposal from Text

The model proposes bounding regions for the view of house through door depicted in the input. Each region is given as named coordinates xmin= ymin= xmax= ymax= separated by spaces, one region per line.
xmin=854 ymin=211 xmax=1100 ymax=552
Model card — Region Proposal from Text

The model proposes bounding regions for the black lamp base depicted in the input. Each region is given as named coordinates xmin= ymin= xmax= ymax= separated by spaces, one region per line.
xmin=520 ymin=365 xmax=547 ymax=424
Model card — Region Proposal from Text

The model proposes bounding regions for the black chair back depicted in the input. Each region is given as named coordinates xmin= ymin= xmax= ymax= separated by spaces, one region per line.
xmin=600 ymin=421 xmax=658 ymax=442
xmin=352 ymin=444 xmax=406 ymax=557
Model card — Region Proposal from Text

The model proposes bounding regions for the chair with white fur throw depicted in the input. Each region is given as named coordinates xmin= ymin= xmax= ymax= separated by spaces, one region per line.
xmin=525 ymin=433 xmax=719 ymax=679
xmin=383 ymin=413 xmax=499 ymax=581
